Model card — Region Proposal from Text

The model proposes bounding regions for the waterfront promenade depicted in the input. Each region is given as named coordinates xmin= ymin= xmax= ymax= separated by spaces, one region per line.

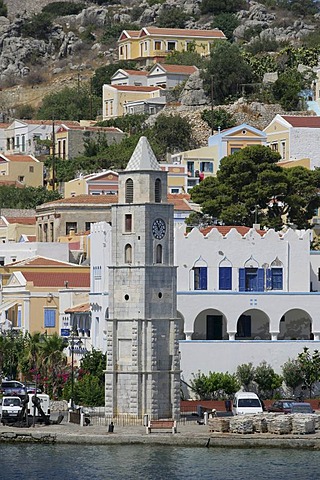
xmin=2 ymin=419 xmax=320 ymax=449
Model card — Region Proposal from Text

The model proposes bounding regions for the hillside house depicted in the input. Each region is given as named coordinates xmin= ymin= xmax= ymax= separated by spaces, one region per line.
xmin=0 ymin=153 xmax=43 ymax=187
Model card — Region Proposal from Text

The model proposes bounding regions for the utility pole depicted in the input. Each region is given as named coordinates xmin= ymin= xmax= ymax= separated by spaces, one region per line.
xmin=52 ymin=118 xmax=55 ymax=191
xmin=211 ymin=75 xmax=214 ymax=136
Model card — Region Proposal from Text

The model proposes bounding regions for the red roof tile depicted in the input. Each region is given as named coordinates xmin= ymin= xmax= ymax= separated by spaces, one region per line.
xmin=65 ymin=302 xmax=90 ymax=313
xmin=23 ymin=272 xmax=90 ymax=287
xmin=200 ymin=226 xmax=266 ymax=237
xmin=6 ymin=256 xmax=78 ymax=267
xmin=281 ymin=115 xmax=320 ymax=128
xmin=3 ymin=155 xmax=39 ymax=163
xmin=156 ymin=64 xmax=198 ymax=74
xmin=142 ymin=27 xmax=226 ymax=39
xmin=59 ymin=125 xmax=123 ymax=133
xmin=122 ymin=70 xmax=148 ymax=76
xmin=17 ymin=120 xmax=80 ymax=127
xmin=6 ymin=217 xmax=36 ymax=225
xmin=38 ymin=194 xmax=119 ymax=207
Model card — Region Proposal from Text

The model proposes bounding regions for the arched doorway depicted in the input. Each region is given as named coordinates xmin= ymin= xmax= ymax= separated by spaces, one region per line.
xmin=193 ymin=309 xmax=227 ymax=340
xmin=278 ymin=309 xmax=312 ymax=340
xmin=236 ymin=309 xmax=270 ymax=340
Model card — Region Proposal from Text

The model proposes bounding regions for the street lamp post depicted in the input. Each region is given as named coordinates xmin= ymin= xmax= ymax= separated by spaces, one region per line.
xmin=69 ymin=330 xmax=82 ymax=411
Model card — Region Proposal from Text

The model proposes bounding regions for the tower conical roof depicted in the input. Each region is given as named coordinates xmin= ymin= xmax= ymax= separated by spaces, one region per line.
xmin=125 ymin=136 xmax=161 ymax=171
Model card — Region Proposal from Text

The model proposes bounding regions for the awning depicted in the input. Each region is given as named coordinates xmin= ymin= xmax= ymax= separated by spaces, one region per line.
xmin=0 ymin=299 xmax=18 ymax=312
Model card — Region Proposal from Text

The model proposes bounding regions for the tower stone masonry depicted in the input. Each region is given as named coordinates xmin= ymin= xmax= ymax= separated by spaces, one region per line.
xmin=105 ymin=136 xmax=181 ymax=421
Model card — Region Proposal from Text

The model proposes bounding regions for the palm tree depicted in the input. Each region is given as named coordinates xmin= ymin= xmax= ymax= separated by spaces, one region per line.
xmin=40 ymin=333 xmax=68 ymax=398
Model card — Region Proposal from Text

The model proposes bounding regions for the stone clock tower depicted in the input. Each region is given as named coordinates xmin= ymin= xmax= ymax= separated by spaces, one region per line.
xmin=105 ymin=136 xmax=181 ymax=421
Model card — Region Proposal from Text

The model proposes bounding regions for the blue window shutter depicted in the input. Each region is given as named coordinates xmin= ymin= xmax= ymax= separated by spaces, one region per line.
xmin=200 ymin=267 xmax=207 ymax=290
xmin=272 ymin=268 xmax=283 ymax=290
xmin=44 ymin=309 xmax=56 ymax=328
xmin=266 ymin=269 xmax=272 ymax=290
xmin=239 ymin=268 xmax=245 ymax=291
xmin=219 ymin=267 xmax=232 ymax=290
xmin=257 ymin=268 xmax=264 ymax=292
xmin=17 ymin=310 xmax=21 ymax=327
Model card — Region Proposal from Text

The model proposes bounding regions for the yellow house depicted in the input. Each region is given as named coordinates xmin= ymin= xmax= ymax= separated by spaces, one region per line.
xmin=102 ymin=84 xmax=162 ymax=119
xmin=118 ymin=27 xmax=226 ymax=65
xmin=264 ymin=114 xmax=320 ymax=168
xmin=0 ymin=153 xmax=43 ymax=187
xmin=0 ymin=256 xmax=90 ymax=336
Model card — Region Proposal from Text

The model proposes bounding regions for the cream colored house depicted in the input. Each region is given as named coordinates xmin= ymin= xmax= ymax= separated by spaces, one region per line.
xmin=0 ymin=215 xmax=36 ymax=243
xmin=118 ymin=27 xmax=226 ymax=65
xmin=111 ymin=69 xmax=148 ymax=86
xmin=0 ymin=153 xmax=43 ymax=187
xmin=64 ymin=171 xmax=119 ymax=198
xmin=102 ymin=84 xmax=162 ymax=119
xmin=264 ymin=114 xmax=320 ymax=168
xmin=0 ymin=256 xmax=89 ymax=336
xmin=171 ymin=146 xmax=218 ymax=192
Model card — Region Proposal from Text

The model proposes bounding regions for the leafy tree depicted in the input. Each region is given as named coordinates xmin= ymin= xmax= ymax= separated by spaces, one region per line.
xmin=91 ymin=61 xmax=139 ymax=98
xmin=236 ymin=363 xmax=255 ymax=391
xmin=282 ymin=358 xmax=304 ymax=396
xmin=80 ymin=349 xmax=106 ymax=383
xmin=211 ymin=13 xmax=239 ymax=40
xmin=201 ymin=0 xmax=246 ymax=14
xmin=14 ymin=104 xmax=36 ymax=120
xmin=74 ymin=374 xmax=105 ymax=406
xmin=0 ymin=0 xmax=7 ymax=17
xmin=152 ymin=114 xmax=193 ymax=155
xmin=272 ymin=68 xmax=306 ymax=111
xmin=36 ymin=85 xmax=100 ymax=121
xmin=190 ymin=145 xmax=285 ymax=227
xmin=297 ymin=347 xmax=320 ymax=398
xmin=203 ymin=42 xmax=254 ymax=104
xmin=201 ymin=108 xmax=235 ymax=131
xmin=96 ymin=113 xmax=147 ymax=134
xmin=190 ymin=371 xmax=239 ymax=400
xmin=0 ymin=185 xmax=61 ymax=209
xmin=156 ymin=7 xmax=189 ymax=28
xmin=254 ymin=361 xmax=283 ymax=399
xmin=39 ymin=333 xmax=68 ymax=398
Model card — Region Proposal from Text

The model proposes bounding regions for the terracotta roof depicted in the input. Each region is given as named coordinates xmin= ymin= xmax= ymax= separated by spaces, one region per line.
xmin=26 ymin=235 xmax=36 ymax=242
xmin=110 ymin=85 xmax=161 ymax=92
xmin=3 ymin=155 xmax=39 ymax=163
xmin=6 ymin=256 xmax=79 ymax=267
xmin=6 ymin=217 xmax=36 ymax=225
xmin=14 ymin=120 xmax=80 ymax=127
xmin=122 ymin=70 xmax=148 ymax=76
xmin=142 ymin=27 xmax=226 ymax=39
xmin=200 ymin=226 xmax=266 ymax=237
xmin=0 ymin=123 xmax=9 ymax=128
xmin=59 ymin=125 xmax=123 ymax=133
xmin=155 ymin=64 xmax=198 ymax=74
xmin=281 ymin=115 xmax=320 ymax=128
xmin=23 ymin=271 xmax=90 ymax=287
xmin=120 ymin=30 xmax=140 ymax=39
xmin=65 ymin=302 xmax=90 ymax=313
xmin=38 ymin=194 xmax=119 ymax=207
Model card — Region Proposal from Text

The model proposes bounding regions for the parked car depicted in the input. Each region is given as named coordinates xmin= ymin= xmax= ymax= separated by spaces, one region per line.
xmin=1 ymin=396 xmax=23 ymax=425
xmin=290 ymin=402 xmax=314 ymax=414
xmin=25 ymin=383 xmax=42 ymax=394
xmin=232 ymin=392 xmax=263 ymax=415
xmin=1 ymin=380 xmax=26 ymax=398
xmin=267 ymin=400 xmax=295 ymax=414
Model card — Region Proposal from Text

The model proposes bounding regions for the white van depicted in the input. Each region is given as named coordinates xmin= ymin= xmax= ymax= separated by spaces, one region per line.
xmin=232 ymin=392 xmax=263 ymax=415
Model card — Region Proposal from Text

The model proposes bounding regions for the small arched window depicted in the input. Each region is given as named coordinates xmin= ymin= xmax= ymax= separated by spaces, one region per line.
xmin=155 ymin=178 xmax=162 ymax=203
xmin=125 ymin=178 xmax=134 ymax=203
xmin=125 ymin=244 xmax=132 ymax=264
xmin=156 ymin=244 xmax=163 ymax=264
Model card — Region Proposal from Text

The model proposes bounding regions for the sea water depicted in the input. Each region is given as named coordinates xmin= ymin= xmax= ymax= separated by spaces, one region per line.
xmin=0 ymin=443 xmax=318 ymax=480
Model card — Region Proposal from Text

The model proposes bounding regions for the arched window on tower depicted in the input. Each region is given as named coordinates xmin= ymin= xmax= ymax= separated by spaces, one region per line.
xmin=156 ymin=244 xmax=163 ymax=264
xmin=125 ymin=244 xmax=132 ymax=264
xmin=155 ymin=178 xmax=162 ymax=203
xmin=125 ymin=178 xmax=134 ymax=203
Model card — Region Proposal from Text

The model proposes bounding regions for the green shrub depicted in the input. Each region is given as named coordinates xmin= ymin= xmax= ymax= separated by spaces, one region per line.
xmin=102 ymin=23 xmax=139 ymax=44
xmin=201 ymin=108 xmax=235 ymax=131
xmin=43 ymin=2 xmax=85 ymax=17
xmin=0 ymin=0 xmax=7 ymax=17
xmin=201 ymin=0 xmax=246 ymax=15
xmin=21 ymin=13 xmax=53 ymax=40
xmin=156 ymin=7 xmax=189 ymax=28
xmin=211 ymin=13 xmax=239 ymax=40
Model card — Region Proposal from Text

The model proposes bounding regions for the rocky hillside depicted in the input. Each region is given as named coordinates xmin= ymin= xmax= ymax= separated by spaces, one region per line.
xmin=0 ymin=0 xmax=319 ymax=129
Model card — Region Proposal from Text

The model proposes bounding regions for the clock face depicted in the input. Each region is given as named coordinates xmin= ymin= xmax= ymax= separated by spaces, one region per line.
xmin=152 ymin=218 xmax=166 ymax=240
